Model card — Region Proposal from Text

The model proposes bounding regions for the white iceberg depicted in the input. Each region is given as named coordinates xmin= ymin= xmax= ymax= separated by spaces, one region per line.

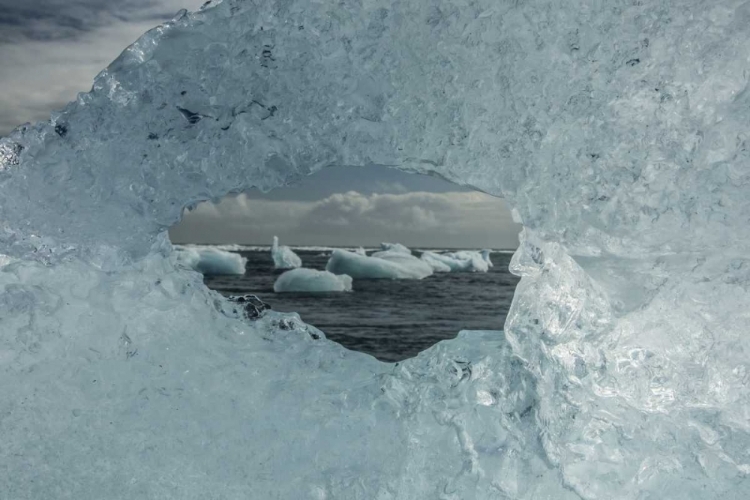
xmin=379 ymin=242 xmax=411 ymax=254
xmin=449 ymin=249 xmax=494 ymax=268
xmin=326 ymin=249 xmax=433 ymax=280
xmin=354 ymin=246 xmax=367 ymax=256
xmin=271 ymin=236 xmax=302 ymax=270
xmin=420 ymin=250 xmax=489 ymax=273
xmin=419 ymin=251 xmax=452 ymax=272
xmin=273 ymin=268 xmax=352 ymax=293
xmin=175 ymin=245 xmax=247 ymax=275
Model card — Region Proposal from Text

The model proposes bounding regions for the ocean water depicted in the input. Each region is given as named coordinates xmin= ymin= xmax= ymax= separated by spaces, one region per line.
xmin=203 ymin=249 xmax=520 ymax=362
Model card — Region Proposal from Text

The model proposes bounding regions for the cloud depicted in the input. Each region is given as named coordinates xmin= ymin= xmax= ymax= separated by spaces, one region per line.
xmin=0 ymin=0 xmax=189 ymax=43
xmin=169 ymin=191 xmax=521 ymax=249
xmin=0 ymin=0 xmax=205 ymax=136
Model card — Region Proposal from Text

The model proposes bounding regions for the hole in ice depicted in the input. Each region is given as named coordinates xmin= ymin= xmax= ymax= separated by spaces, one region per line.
xmin=168 ymin=165 xmax=522 ymax=362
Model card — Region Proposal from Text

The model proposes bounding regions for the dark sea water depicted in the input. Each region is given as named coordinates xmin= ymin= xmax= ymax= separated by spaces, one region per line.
xmin=204 ymin=249 xmax=520 ymax=362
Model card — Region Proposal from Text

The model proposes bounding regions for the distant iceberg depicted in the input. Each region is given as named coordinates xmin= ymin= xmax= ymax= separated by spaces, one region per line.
xmin=175 ymin=245 xmax=247 ymax=275
xmin=420 ymin=250 xmax=491 ymax=273
xmin=271 ymin=236 xmax=302 ymax=270
xmin=379 ymin=242 xmax=411 ymax=254
xmin=326 ymin=249 xmax=433 ymax=280
xmin=419 ymin=252 xmax=452 ymax=273
xmin=273 ymin=268 xmax=353 ymax=293
xmin=450 ymin=249 xmax=493 ymax=268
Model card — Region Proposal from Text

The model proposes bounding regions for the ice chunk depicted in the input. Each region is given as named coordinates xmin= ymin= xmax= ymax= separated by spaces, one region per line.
xmin=419 ymin=251 xmax=452 ymax=273
xmin=273 ymin=268 xmax=352 ymax=293
xmin=174 ymin=245 xmax=246 ymax=275
xmin=271 ymin=236 xmax=301 ymax=270
xmin=447 ymin=251 xmax=490 ymax=272
xmin=370 ymin=249 xmax=435 ymax=275
xmin=420 ymin=250 xmax=489 ymax=273
xmin=354 ymin=246 xmax=367 ymax=256
xmin=379 ymin=242 xmax=411 ymax=254
xmin=326 ymin=249 xmax=433 ymax=280
xmin=482 ymin=250 xmax=493 ymax=268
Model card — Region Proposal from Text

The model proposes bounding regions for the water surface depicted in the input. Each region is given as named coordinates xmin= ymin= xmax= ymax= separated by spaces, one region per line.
xmin=204 ymin=249 xmax=520 ymax=362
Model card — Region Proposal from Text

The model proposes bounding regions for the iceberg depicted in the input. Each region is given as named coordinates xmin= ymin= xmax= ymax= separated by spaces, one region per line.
xmin=271 ymin=236 xmax=301 ymax=270
xmin=420 ymin=250 xmax=489 ymax=273
xmin=354 ymin=246 xmax=367 ymax=256
xmin=326 ymin=249 xmax=433 ymax=280
xmin=174 ymin=245 xmax=247 ymax=275
xmin=1 ymin=0 xmax=750 ymax=499
xmin=379 ymin=242 xmax=411 ymax=254
xmin=481 ymin=250 xmax=493 ymax=268
xmin=419 ymin=251 xmax=452 ymax=273
xmin=273 ymin=268 xmax=352 ymax=293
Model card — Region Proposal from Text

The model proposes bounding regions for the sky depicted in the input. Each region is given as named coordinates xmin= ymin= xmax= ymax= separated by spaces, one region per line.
xmin=169 ymin=166 xmax=521 ymax=249
xmin=1 ymin=0 xmax=521 ymax=249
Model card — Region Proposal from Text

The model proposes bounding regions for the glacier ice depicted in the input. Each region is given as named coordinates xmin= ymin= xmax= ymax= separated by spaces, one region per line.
xmin=326 ymin=248 xmax=433 ymax=280
xmin=273 ymin=268 xmax=352 ymax=293
xmin=271 ymin=235 xmax=302 ymax=270
xmin=379 ymin=242 xmax=412 ymax=254
xmin=1 ymin=0 xmax=750 ymax=498
xmin=420 ymin=251 xmax=453 ymax=273
xmin=174 ymin=244 xmax=247 ymax=275
xmin=420 ymin=250 xmax=491 ymax=273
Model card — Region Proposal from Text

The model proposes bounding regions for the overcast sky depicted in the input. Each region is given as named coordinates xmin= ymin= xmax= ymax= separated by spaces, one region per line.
xmin=170 ymin=166 xmax=520 ymax=249
xmin=1 ymin=0 xmax=520 ymax=249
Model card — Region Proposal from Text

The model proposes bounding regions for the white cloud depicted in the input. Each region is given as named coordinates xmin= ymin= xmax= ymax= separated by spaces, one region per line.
xmin=169 ymin=190 xmax=521 ymax=249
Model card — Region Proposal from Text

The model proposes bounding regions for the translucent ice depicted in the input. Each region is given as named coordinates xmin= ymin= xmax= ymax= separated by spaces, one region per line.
xmin=2 ymin=0 xmax=750 ymax=499
xmin=174 ymin=245 xmax=247 ymax=275
xmin=271 ymin=236 xmax=302 ymax=270
xmin=273 ymin=268 xmax=352 ymax=293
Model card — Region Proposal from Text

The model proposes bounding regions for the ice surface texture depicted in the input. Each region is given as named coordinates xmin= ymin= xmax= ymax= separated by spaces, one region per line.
xmin=175 ymin=244 xmax=247 ymax=275
xmin=273 ymin=267 xmax=352 ymax=292
xmin=1 ymin=0 xmax=750 ymax=498
xmin=271 ymin=236 xmax=302 ymax=269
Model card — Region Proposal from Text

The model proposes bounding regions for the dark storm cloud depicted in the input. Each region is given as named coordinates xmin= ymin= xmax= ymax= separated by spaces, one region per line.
xmin=0 ymin=0 xmax=173 ymax=43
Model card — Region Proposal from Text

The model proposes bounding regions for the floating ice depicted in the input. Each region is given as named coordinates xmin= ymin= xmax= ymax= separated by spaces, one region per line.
xmin=271 ymin=236 xmax=301 ymax=270
xmin=273 ymin=268 xmax=352 ymax=293
xmin=419 ymin=251 xmax=452 ymax=273
xmin=2 ymin=0 xmax=750 ymax=499
xmin=354 ymin=246 xmax=367 ymax=256
xmin=174 ymin=245 xmax=247 ymax=275
xmin=379 ymin=242 xmax=411 ymax=254
xmin=326 ymin=248 xmax=433 ymax=280
xmin=420 ymin=250 xmax=489 ymax=273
